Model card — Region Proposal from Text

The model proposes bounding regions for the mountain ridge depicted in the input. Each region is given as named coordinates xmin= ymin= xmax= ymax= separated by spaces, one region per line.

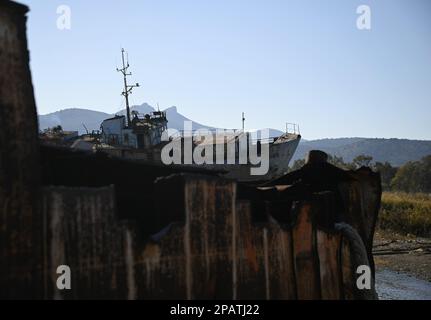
xmin=293 ymin=137 xmax=431 ymax=166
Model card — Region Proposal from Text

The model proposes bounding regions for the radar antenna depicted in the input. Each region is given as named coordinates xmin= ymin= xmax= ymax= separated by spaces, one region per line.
xmin=117 ymin=48 xmax=139 ymax=127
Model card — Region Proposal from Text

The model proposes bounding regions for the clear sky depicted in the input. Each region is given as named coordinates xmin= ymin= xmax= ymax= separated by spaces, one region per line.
xmin=20 ymin=0 xmax=431 ymax=140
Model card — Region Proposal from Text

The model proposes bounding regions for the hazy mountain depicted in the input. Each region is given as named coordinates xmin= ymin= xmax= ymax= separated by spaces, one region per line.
xmin=38 ymin=108 xmax=111 ymax=134
xmin=292 ymin=138 xmax=431 ymax=166
xmin=38 ymin=103 xmax=213 ymax=134
xmin=38 ymin=104 xmax=431 ymax=166
xmin=115 ymin=103 xmax=155 ymax=116
xmin=164 ymin=106 xmax=216 ymax=131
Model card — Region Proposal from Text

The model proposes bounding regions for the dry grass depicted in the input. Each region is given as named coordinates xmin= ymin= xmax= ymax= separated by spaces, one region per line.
xmin=378 ymin=192 xmax=431 ymax=237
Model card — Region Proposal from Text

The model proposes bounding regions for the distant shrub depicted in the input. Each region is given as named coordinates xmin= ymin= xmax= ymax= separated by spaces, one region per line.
xmin=378 ymin=192 xmax=431 ymax=237
xmin=373 ymin=161 xmax=397 ymax=191
xmin=390 ymin=155 xmax=431 ymax=193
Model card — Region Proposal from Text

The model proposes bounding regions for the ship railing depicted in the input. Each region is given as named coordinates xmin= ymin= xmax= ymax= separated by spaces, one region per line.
xmin=168 ymin=130 xmax=279 ymax=144
xmin=285 ymin=123 xmax=300 ymax=135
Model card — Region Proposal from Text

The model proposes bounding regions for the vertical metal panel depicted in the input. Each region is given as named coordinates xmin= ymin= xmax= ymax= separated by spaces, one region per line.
xmin=0 ymin=1 xmax=42 ymax=299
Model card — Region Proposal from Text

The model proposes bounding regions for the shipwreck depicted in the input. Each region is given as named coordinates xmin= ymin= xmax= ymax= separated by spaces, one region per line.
xmin=72 ymin=48 xmax=302 ymax=183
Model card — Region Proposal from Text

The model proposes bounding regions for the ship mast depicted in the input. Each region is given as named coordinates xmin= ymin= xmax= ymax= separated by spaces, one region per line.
xmin=117 ymin=48 xmax=139 ymax=127
xmin=242 ymin=112 xmax=245 ymax=131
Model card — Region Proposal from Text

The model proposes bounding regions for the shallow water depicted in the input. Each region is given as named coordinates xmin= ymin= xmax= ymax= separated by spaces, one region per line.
xmin=376 ymin=269 xmax=431 ymax=300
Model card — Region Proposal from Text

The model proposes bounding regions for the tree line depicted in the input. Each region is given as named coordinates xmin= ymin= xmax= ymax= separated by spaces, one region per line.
xmin=289 ymin=154 xmax=431 ymax=193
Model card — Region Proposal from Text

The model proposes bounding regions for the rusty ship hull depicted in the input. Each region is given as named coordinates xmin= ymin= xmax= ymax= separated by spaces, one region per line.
xmin=94 ymin=132 xmax=301 ymax=183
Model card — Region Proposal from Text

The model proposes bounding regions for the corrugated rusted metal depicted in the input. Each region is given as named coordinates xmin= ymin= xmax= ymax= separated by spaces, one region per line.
xmin=37 ymin=174 xmax=377 ymax=300
xmin=0 ymin=0 xmax=42 ymax=299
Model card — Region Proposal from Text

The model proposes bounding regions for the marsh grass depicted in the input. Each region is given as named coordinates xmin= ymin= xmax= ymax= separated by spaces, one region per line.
xmin=378 ymin=192 xmax=431 ymax=237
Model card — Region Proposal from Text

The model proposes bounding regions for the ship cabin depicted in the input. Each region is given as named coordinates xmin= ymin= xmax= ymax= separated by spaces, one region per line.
xmin=100 ymin=111 xmax=168 ymax=149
